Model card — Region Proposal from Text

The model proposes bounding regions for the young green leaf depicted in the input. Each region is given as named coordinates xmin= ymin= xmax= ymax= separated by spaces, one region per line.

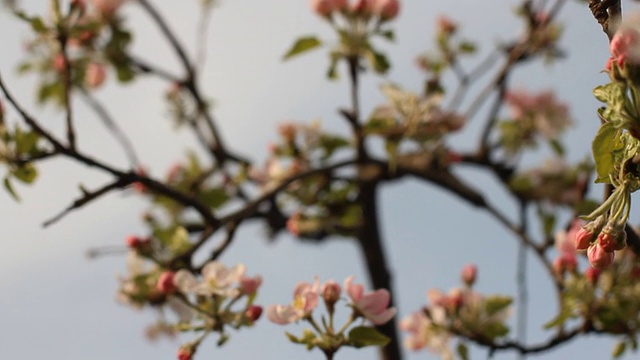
xmin=283 ymin=36 xmax=323 ymax=61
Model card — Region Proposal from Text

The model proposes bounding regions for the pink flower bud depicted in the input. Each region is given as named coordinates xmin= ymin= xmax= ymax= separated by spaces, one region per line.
xmin=575 ymin=227 xmax=594 ymax=250
xmin=587 ymin=244 xmax=614 ymax=269
xmin=157 ymin=271 xmax=176 ymax=294
xmin=585 ymin=267 xmax=601 ymax=285
xmin=85 ymin=62 xmax=106 ymax=88
xmin=598 ymin=222 xmax=626 ymax=252
xmin=610 ymin=27 xmax=640 ymax=67
xmin=132 ymin=167 xmax=148 ymax=193
xmin=310 ymin=0 xmax=335 ymax=17
xmin=351 ymin=0 xmax=375 ymax=16
xmin=374 ymin=0 xmax=399 ymax=21
xmin=52 ymin=53 xmax=67 ymax=73
xmin=321 ymin=280 xmax=341 ymax=307
xmin=240 ymin=275 xmax=263 ymax=296
xmin=460 ymin=264 xmax=477 ymax=287
xmin=436 ymin=16 xmax=458 ymax=36
xmin=177 ymin=347 xmax=193 ymax=360
xmin=245 ymin=305 xmax=263 ymax=323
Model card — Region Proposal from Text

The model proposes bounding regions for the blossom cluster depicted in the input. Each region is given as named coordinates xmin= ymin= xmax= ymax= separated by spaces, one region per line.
xmin=268 ymin=276 xmax=396 ymax=356
xmin=117 ymin=238 xmax=263 ymax=360
xmin=310 ymin=0 xmax=399 ymax=22
xmin=499 ymin=89 xmax=571 ymax=155
xmin=400 ymin=265 xmax=511 ymax=359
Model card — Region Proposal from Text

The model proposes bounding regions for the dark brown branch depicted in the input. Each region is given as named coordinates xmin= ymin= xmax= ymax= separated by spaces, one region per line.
xmin=588 ymin=0 xmax=622 ymax=41
xmin=0 ymin=72 xmax=220 ymax=228
xmin=43 ymin=178 xmax=128 ymax=227
xmin=356 ymin=181 xmax=400 ymax=360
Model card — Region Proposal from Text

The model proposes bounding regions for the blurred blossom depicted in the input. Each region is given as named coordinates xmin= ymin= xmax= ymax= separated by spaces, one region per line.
xmin=174 ymin=261 xmax=246 ymax=298
xmin=267 ymin=277 xmax=320 ymax=324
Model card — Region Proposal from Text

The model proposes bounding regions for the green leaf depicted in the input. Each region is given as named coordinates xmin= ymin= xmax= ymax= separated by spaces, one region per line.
xmin=377 ymin=30 xmax=395 ymax=41
xmin=168 ymin=226 xmax=190 ymax=252
xmin=285 ymin=332 xmax=301 ymax=344
xmin=456 ymin=342 xmax=469 ymax=360
xmin=320 ymin=134 xmax=350 ymax=159
xmin=4 ymin=177 xmax=20 ymax=202
xmin=365 ymin=49 xmax=390 ymax=74
xmin=12 ymin=164 xmax=38 ymax=184
xmin=283 ymin=36 xmax=322 ymax=61
xmin=199 ymin=187 xmax=229 ymax=209
xmin=543 ymin=306 xmax=573 ymax=329
xmin=15 ymin=130 xmax=40 ymax=155
xmin=326 ymin=51 xmax=341 ymax=80
xmin=347 ymin=326 xmax=390 ymax=348
xmin=591 ymin=122 xmax=618 ymax=183
xmin=458 ymin=41 xmax=477 ymax=54
xmin=481 ymin=322 xmax=509 ymax=339
xmin=613 ymin=341 xmax=626 ymax=358
xmin=13 ymin=11 xmax=48 ymax=33
xmin=483 ymin=295 xmax=512 ymax=317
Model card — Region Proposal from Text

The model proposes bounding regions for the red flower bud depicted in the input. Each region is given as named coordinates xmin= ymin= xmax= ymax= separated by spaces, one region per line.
xmin=245 ymin=305 xmax=263 ymax=323
xmin=157 ymin=271 xmax=176 ymax=294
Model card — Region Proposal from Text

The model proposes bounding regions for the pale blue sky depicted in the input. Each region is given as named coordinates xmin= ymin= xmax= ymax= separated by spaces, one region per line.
xmin=0 ymin=1 xmax=636 ymax=359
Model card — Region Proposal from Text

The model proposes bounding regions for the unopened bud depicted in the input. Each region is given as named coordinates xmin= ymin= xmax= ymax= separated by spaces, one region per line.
xmin=460 ymin=264 xmax=477 ymax=287
xmin=321 ymin=280 xmax=341 ymax=312
xmin=587 ymin=243 xmax=614 ymax=269
xmin=375 ymin=0 xmax=399 ymax=21
xmin=585 ymin=267 xmax=601 ymax=285
xmin=157 ymin=271 xmax=177 ymax=294
xmin=245 ymin=305 xmax=263 ymax=323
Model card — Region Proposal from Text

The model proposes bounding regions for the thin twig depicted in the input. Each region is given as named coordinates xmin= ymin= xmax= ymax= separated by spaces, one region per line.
xmin=79 ymin=87 xmax=141 ymax=167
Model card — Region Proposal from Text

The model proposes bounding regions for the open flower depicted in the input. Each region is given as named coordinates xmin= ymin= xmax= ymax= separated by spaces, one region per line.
xmin=267 ymin=278 xmax=320 ymax=324
xmin=344 ymin=276 xmax=396 ymax=325
xmin=174 ymin=261 xmax=246 ymax=298
xmin=400 ymin=307 xmax=453 ymax=359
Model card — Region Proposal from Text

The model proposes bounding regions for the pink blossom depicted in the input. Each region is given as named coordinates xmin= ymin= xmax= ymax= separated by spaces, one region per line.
xmin=553 ymin=254 xmax=577 ymax=275
xmin=587 ymin=243 xmax=614 ymax=269
xmin=344 ymin=276 xmax=397 ymax=325
xmin=504 ymin=89 xmax=571 ymax=140
xmin=267 ymin=278 xmax=320 ymax=324
xmin=374 ymin=0 xmax=399 ymax=21
xmin=399 ymin=307 xmax=453 ymax=358
xmin=460 ymin=264 xmax=477 ymax=287
xmin=240 ymin=275 xmax=263 ymax=296
xmin=85 ymin=62 xmax=106 ymax=88
xmin=174 ymin=261 xmax=246 ymax=298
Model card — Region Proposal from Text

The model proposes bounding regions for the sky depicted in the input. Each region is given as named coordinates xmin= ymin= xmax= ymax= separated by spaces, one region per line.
xmin=0 ymin=0 xmax=637 ymax=359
